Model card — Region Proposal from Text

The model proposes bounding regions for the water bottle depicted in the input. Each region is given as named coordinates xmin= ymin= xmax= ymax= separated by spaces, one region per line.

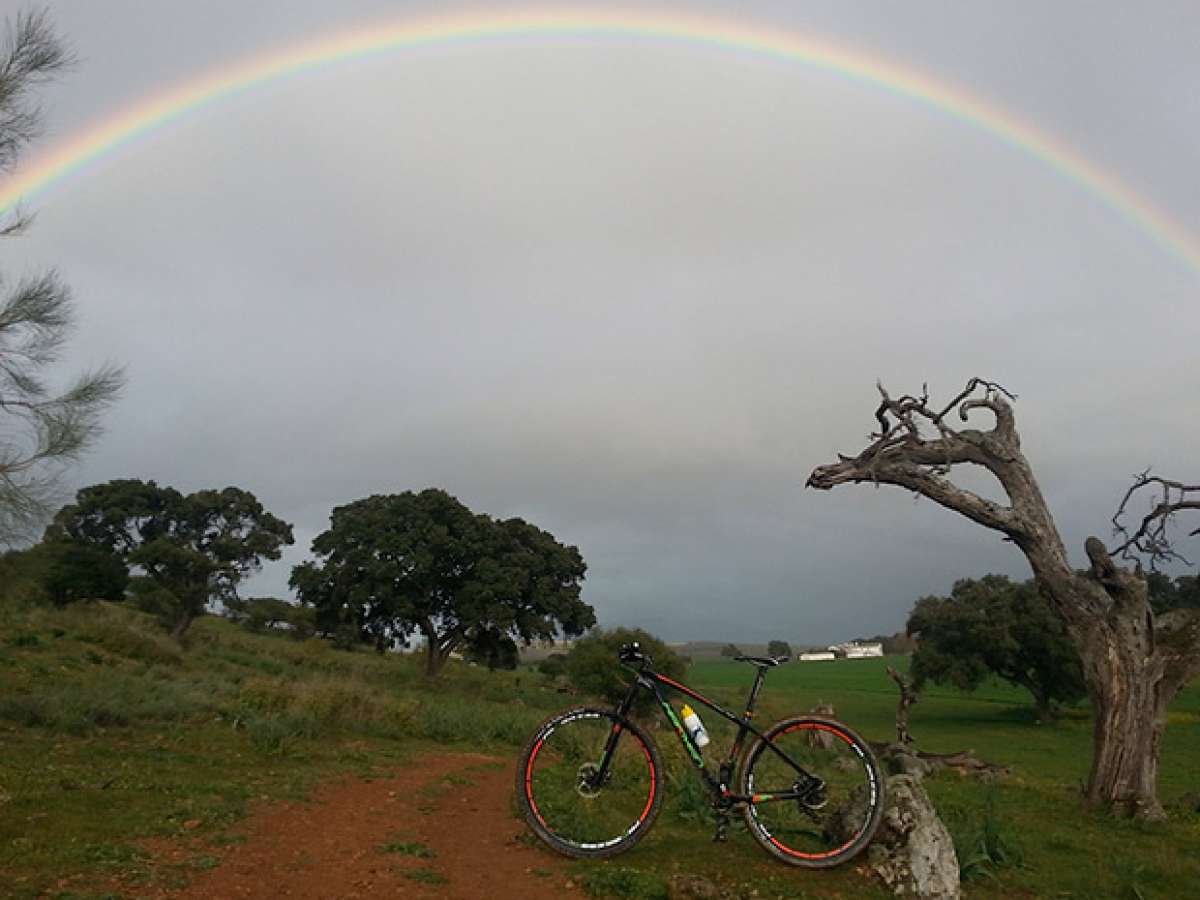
xmin=680 ymin=704 xmax=710 ymax=748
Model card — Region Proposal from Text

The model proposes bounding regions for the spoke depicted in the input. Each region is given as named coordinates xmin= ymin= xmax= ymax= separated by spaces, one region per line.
xmin=745 ymin=721 xmax=879 ymax=862
xmin=524 ymin=712 xmax=656 ymax=852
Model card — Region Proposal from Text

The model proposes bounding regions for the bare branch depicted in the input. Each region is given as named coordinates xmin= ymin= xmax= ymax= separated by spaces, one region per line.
xmin=1109 ymin=471 xmax=1200 ymax=568
xmin=808 ymin=378 xmax=1031 ymax=537
xmin=885 ymin=665 xmax=918 ymax=745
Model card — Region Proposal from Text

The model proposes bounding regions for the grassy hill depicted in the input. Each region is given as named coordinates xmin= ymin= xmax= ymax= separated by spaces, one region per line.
xmin=2 ymin=600 xmax=1198 ymax=898
xmin=0 ymin=601 xmax=566 ymax=897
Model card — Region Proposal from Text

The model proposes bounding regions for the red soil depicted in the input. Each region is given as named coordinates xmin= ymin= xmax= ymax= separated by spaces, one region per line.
xmin=107 ymin=752 xmax=574 ymax=899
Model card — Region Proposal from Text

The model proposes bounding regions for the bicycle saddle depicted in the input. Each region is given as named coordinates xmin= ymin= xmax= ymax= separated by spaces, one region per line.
xmin=733 ymin=655 xmax=789 ymax=667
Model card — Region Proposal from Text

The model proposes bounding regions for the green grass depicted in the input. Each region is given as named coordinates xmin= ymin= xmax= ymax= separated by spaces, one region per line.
xmin=0 ymin=600 xmax=562 ymax=898
xmin=379 ymin=840 xmax=436 ymax=858
xmin=680 ymin=657 xmax=1200 ymax=898
xmin=404 ymin=867 xmax=448 ymax=884
xmin=1 ymin=600 xmax=1198 ymax=899
xmin=579 ymin=864 xmax=668 ymax=899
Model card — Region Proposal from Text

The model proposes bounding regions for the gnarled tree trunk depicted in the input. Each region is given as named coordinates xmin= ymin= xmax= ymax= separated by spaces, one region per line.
xmin=806 ymin=379 xmax=1200 ymax=819
xmin=1056 ymin=570 xmax=1167 ymax=818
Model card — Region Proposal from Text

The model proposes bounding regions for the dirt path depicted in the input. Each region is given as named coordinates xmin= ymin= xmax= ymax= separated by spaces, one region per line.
xmin=113 ymin=752 xmax=573 ymax=899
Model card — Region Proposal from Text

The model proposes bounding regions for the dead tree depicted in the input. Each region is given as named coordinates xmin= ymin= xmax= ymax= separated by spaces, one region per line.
xmin=886 ymin=666 xmax=918 ymax=745
xmin=876 ymin=664 xmax=1008 ymax=778
xmin=806 ymin=378 xmax=1200 ymax=820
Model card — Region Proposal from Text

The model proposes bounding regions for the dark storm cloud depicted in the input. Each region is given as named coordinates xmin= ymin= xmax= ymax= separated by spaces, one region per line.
xmin=7 ymin=0 xmax=1198 ymax=642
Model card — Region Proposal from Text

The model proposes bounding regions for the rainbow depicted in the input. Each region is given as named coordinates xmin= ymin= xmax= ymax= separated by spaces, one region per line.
xmin=3 ymin=8 xmax=1197 ymax=274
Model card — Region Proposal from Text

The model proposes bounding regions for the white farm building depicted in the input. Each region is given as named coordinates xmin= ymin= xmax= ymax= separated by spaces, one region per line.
xmin=829 ymin=641 xmax=884 ymax=659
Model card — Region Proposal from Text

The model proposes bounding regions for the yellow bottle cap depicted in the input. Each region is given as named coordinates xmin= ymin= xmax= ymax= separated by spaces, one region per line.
xmin=681 ymin=704 xmax=694 ymax=717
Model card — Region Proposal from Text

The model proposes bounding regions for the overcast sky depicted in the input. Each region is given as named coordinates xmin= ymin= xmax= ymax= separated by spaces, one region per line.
xmin=5 ymin=1 xmax=1198 ymax=643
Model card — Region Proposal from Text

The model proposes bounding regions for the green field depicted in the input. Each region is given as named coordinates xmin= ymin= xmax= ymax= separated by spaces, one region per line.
xmin=1 ymin=601 xmax=1198 ymax=898
xmin=687 ymin=657 xmax=1200 ymax=898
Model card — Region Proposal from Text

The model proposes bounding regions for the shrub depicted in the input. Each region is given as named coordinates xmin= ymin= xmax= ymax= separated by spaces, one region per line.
xmin=563 ymin=627 xmax=687 ymax=716
xmin=536 ymin=653 xmax=567 ymax=678
xmin=226 ymin=597 xmax=314 ymax=639
xmin=0 ymin=547 xmax=51 ymax=605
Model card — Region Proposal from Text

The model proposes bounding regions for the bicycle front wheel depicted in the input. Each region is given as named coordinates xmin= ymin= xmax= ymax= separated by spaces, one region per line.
xmin=516 ymin=707 xmax=663 ymax=859
xmin=740 ymin=716 xmax=884 ymax=868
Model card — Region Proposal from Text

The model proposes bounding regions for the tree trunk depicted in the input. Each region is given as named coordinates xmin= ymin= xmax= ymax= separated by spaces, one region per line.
xmin=1029 ymin=688 xmax=1054 ymax=725
xmin=425 ymin=645 xmax=446 ymax=677
xmin=170 ymin=612 xmax=193 ymax=641
xmin=1050 ymin=570 xmax=1172 ymax=820
xmin=1079 ymin=621 xmax=1169 ymax=820
xmin=421 ymin=618 xmax=460 ymax=678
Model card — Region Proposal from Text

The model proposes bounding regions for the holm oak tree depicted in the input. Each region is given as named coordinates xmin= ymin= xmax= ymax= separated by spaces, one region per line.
xmin=907 ymin=574 xmax=1086 ymax=722
xmin=290 ymin=489 xmax=594 ymax=676
xmin=49 ymin=479 xmax=293 ymax=637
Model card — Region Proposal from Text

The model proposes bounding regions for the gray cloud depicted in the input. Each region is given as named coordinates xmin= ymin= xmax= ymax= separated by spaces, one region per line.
xmin=6 ymin=0 xmax=1198 ymax=643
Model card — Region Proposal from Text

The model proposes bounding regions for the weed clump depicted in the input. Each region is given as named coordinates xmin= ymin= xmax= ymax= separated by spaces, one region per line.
xmin=945 ymin=793 xmax=1025 ymax=881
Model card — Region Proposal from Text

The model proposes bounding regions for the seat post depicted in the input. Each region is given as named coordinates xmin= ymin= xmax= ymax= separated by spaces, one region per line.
xmin=744 ymin=665 xmax=768 ymax=718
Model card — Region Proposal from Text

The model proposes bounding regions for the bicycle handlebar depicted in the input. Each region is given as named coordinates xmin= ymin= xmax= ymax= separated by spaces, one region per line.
xmin=618 ymin=641 xmax=651 ymax=668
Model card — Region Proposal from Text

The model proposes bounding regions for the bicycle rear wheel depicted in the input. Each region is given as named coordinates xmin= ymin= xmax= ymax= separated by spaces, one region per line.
xmin=739 ymin=716 xmax=884 ymax=868
xmin=516 ymin=707 xmax=663 ymax=859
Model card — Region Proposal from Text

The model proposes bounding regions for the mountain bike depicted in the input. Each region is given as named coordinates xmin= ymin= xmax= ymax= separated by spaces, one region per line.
xmin=515 ymin=642 xmax=884 ymax=868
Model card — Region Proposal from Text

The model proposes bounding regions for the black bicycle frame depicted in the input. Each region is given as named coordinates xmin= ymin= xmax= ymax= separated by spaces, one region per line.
xmin=596 ymin=662 xmax=820 ymax=807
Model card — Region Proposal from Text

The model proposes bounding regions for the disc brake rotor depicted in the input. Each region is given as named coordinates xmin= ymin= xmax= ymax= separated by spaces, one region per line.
xmin=576 ymin=762 xmax=602 ymax=799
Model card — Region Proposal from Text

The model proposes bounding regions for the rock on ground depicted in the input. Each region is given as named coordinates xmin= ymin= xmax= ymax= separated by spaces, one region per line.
xmin=827 ymin=773 xmax=960 ymax=900
xmin=868 ymin=774 xmax=960 ymax=900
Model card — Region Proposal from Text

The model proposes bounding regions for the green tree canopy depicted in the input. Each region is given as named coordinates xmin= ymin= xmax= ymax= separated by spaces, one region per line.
xmin=37 ymin=539 xmax=129 ymax=605
xmin=0 ymin=539 xmax=127 ymax=606
xmin=1146 ymin=572 xmax=1200 ymax=615
xmin=49 ymin=479 xmax=293 ymax=637
xmin=907 ymin=574 xmax=1086 ymax=722
xmin=463 ymin=627 xmax=520 ymax=670
xmin=290 ymin=489 xmax=594 ymax=676
xmin=767 ymin=640 xmax=792 ymax=659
